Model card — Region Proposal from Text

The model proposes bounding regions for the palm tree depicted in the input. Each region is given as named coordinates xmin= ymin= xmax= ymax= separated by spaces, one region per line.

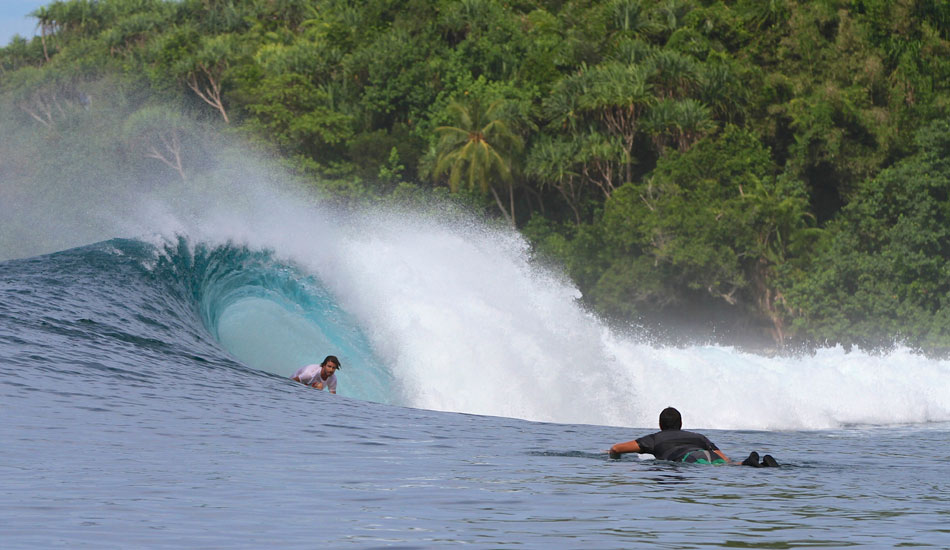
xmin=607 ymin=38 xmax=655 ymax=66
xmin=746 ymin=0 xmax=791 ymax=31
xmin=43 ymin=0 xmax=103 ymax=38
xmin=673 ymin=99 xmax=716 ymax=151
xmin=643 ymin=98 xmax=677 ymax=154
xmin=646 ymin=49 xmax=698 ymax=99
xmin=526 ymin=135 xmax=584 ymax=224
xmin=605 ymin=0 xmax=652 ymax=36
xmin=644 ymin=98 xmax=716 ymax=154
xmin=434 ymin=97 xmax=523 ymax=226
xmin=440 ymin=0 xmax=501 ymax=40
xmin=699 ymin=60 xmax=748 ymax=124
xmin=579 ymin=62 xmax=652 ymax=183
xmin=577 ymin=130 xmax=626 ymax=198
xmin=653 ymin=0 xmax=693 ymax=38
xmin=170 ymin=33 xmax=237 ymax=124
xmin=32 ymin=5 xmax=54 ymax=61
xmin=543 ymin=67 xmax=593 ymax=133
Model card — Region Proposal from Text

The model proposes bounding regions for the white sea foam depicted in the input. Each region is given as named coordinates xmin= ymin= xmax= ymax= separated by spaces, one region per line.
xmin=301 ymin=211 xmax=950 ymax=430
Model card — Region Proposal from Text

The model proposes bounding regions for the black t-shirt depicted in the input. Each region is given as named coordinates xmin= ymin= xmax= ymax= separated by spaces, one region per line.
xmin=635 ymin=429 xmax=719 ymax=462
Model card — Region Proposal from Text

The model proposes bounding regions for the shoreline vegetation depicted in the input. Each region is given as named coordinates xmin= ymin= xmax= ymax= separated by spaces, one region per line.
xmin=2 ymin=0 xmax=950 ymax=355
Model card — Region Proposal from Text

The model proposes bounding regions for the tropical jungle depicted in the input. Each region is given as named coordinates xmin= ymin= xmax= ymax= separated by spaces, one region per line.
xmin=2 ymin=0 xmax=950 ymax=354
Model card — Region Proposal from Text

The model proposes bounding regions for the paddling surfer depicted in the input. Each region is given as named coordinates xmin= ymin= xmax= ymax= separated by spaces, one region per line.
xmin=291 ymin=355 xmax=341 ymax=394
xmin=607 ymin=407 xmax=778 ymax=466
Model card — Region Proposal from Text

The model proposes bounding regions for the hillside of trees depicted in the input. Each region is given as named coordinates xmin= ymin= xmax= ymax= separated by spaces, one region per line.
xmin=3 ymin=0 xmax=950 ymax=353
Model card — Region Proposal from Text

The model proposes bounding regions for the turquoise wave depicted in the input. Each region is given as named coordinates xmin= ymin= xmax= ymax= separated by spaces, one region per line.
xmin=91 ymin=238 xmax=393 ymax=402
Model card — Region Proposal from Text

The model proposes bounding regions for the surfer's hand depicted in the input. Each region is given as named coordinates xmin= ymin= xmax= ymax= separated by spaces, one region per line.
xmin=608 ymin=449 xmax=621 ymax=459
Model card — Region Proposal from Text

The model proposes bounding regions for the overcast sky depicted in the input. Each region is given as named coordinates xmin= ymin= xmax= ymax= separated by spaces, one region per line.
xmin=0 ymin=1 xmax=48 ymax=46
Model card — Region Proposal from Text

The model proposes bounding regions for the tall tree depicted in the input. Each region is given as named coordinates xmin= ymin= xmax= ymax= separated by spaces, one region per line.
xmin=121 ymin=105 xmax=194 ymax=181
xmin=152 ymin=31 xmax=240 ymax=124
xmin=646 ymin=49 xmax=698 ymax=100
xmin=604 ymin=0 xmax=652 ymax=36
xmin=579 ymin=62 xmax=653 ymax=185
xmin=32 ymin=5 xmax=54 ymax=62
xmin=4 ymin=66 xmax=89 ymax=130
xmin=433 ymin=97 xmax=523 ymax=225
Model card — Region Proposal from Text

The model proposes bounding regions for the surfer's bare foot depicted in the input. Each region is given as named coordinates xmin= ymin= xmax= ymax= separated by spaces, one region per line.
xmin=741 ymin=451 xmax=761 ymax=467
xmin=761 ymin=454 xmax=779 ymax=467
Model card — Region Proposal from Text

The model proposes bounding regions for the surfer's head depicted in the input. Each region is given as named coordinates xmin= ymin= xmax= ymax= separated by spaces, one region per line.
xmin=321 ymin=355 xmax=341 ymax=370
xmin=659 ymin=407 xmax=682 ymax=431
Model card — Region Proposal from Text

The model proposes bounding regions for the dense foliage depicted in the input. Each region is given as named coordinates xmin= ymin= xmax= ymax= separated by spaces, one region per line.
xmin=3 ymin=0 xmax=950 ymax=352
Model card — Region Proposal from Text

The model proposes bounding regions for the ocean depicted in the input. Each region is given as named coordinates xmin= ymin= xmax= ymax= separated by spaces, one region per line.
xmin=2 ymin=179 xmax=950 ymax=548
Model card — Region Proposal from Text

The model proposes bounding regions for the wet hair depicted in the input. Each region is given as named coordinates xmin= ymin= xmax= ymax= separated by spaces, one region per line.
xmin=322 ymin=355 xmax=341 ymax=369
xmin=659 ymin=407 xmax=682 ymax=430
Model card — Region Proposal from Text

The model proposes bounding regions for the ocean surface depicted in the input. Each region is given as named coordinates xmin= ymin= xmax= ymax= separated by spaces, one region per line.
xmin=2 ymin=199 xmax=950 ymax=547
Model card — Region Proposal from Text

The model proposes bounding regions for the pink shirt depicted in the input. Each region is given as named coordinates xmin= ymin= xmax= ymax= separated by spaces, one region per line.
xmin=292 ymin=364 xmax=337 ymax=392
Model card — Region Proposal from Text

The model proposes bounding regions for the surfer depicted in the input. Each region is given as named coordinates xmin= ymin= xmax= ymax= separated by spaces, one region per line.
xmin=291 ymin=355 xmax=341 ymax=394
xmin=607 ymin=407 xmax=779 ymax=467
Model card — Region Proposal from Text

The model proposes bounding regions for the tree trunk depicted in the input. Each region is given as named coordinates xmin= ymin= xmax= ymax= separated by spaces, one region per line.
xmin=508 ymin=180 xmax=516 ymax=226
xmin=144 ymin=131 xmax=187 ymax=182
xmin=489 ymin=185 xmax=514 ymax=227
xmin=41 ymin=27 xmax=50 ymax=62
xmin=185 ymin=67 xmax=229 ymax=124
xmin=751 ymin=260 xmax=785 ymax=348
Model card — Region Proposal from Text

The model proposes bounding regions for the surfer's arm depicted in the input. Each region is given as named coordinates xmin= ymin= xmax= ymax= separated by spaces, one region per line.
xmin=608 ymin=440 xmax=641 ymax=458
xmin=713 ymin=449 xmax=730 ymax=462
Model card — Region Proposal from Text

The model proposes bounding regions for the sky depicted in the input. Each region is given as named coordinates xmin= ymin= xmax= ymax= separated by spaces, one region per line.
xmin=0 ymin=1 xmax=48 ymax=46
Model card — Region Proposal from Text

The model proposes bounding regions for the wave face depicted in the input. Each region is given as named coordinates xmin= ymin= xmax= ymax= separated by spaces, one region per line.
xmin=3 ymin=218 xmax=950 ymax=430
xmin=148 ymin=238 xmax=393 ymax=403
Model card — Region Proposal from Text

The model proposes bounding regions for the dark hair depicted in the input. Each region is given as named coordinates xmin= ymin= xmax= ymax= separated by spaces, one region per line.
xmin=659 ymin=407 xmax=682 ymax=430
xmin=322 ymin=355 xmax=341 ymax=369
